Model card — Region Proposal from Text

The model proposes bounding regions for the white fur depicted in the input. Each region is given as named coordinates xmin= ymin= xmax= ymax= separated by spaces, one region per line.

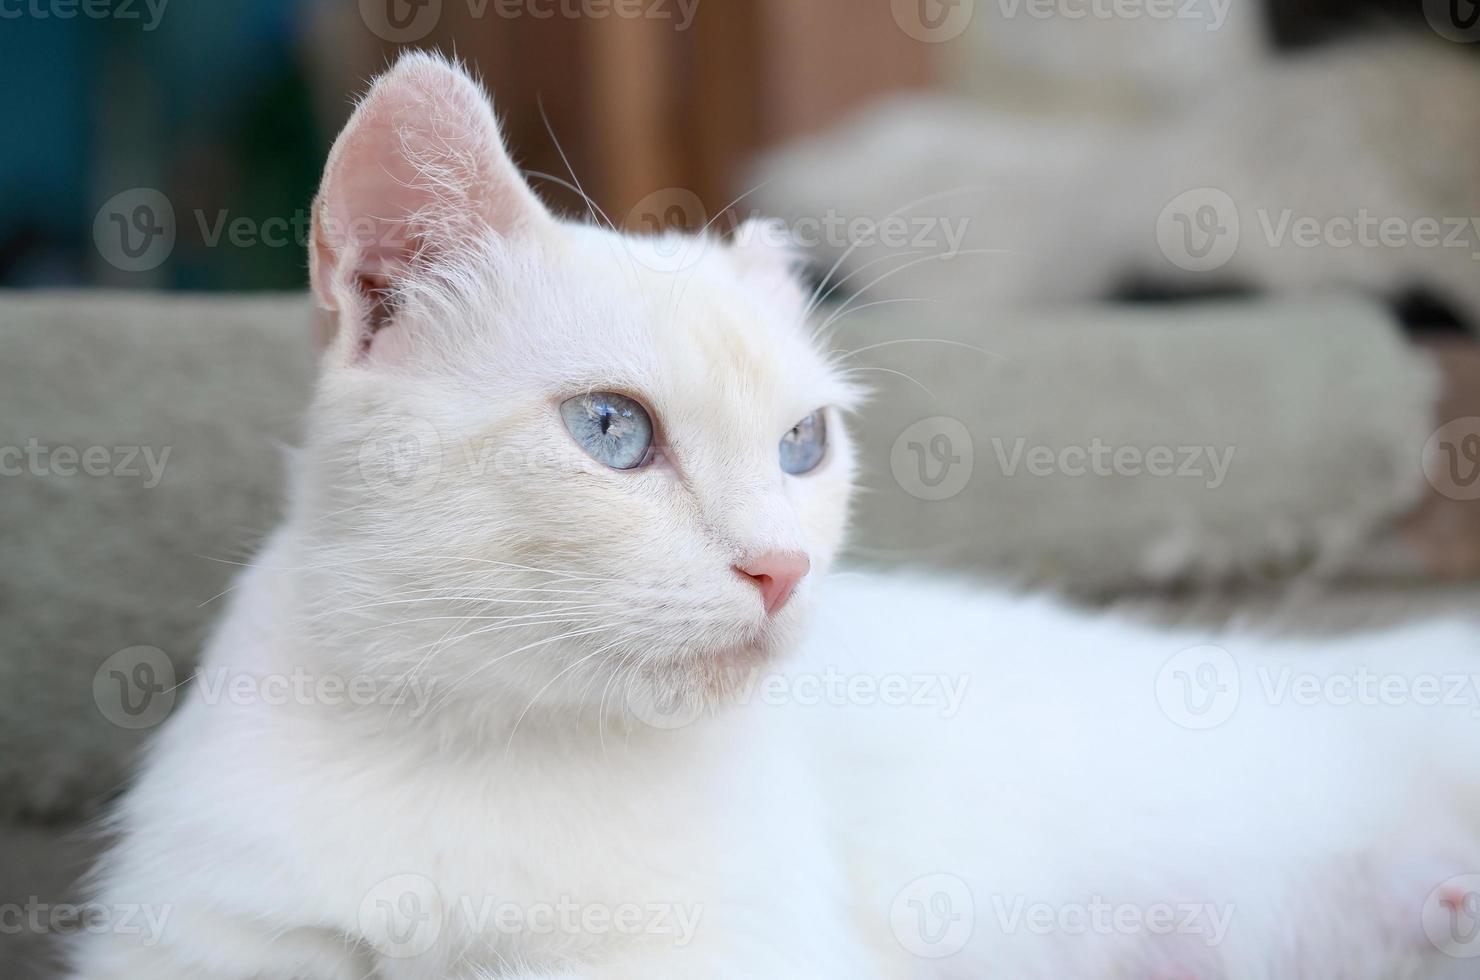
xmin=69 ymin=54 xmax=1480 ymax=980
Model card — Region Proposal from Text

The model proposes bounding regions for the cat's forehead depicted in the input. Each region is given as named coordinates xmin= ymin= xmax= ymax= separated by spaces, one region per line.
xmin=528 ymin=227 xmax=853 ymax=422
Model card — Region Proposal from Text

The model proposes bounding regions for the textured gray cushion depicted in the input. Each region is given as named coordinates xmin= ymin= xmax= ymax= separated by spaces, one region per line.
xmin=837 ymin=296 xmax=1439 ymax=589
xmin=0 ymin=292 xmax=316 ymax=821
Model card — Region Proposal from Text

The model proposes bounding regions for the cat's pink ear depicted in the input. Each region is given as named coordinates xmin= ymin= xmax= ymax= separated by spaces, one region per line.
xmin=309 ymin=51 xmax=550 ymax=360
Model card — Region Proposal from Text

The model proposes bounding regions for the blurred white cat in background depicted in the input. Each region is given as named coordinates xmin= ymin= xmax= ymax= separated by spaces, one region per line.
xmin=757 ymin=3 xmax=1480 ymax=326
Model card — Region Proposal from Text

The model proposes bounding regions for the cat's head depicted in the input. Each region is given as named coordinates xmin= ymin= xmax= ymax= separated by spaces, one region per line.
xmin=294 ymin=52 xmax=859 ymax=726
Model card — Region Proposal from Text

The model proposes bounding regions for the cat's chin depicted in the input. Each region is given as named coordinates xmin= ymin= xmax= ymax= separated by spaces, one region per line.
xmin=613 ymin=634 xmax=798 ymax=730
xmin=707 ymin=637 xmax=782 ymax=674
xmin=637 ymin=604 xmax=804 ymax=670
xmin=695 ymin=620 xmax=807 ymax=683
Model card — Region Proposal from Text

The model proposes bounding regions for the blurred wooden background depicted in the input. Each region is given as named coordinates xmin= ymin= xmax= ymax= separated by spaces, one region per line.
xmin=310 ymin=0 xmax=935 ymax=229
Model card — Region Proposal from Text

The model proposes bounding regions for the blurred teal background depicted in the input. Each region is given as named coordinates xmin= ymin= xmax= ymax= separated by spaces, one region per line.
xmin=0 ymin=0 xmax=323 ymax=290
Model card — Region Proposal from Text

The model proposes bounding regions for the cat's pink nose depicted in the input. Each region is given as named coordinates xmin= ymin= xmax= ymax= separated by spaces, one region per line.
xmin=735 ymin=551 xmax=810 ymax=617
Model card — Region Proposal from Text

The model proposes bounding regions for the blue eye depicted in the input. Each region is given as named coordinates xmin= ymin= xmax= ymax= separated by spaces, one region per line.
xmin=560 ymin=392 xmax=654 ymax=470
xmin=779 ymin=411 xmax=827 ymax=475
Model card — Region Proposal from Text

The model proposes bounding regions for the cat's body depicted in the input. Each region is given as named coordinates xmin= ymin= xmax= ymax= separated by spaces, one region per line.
xmin=71 ymin=547 xmax=1480 ymax=979
xmin=69 ymin=53 xmax=1480 ymax=980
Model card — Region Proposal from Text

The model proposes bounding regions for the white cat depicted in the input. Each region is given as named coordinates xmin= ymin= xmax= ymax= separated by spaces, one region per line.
xmin=68 ymin=53 xmax=1480 ymax=980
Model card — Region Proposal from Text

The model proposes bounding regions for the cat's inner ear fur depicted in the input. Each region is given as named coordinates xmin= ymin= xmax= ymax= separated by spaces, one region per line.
xmin=309 ymin=51 xmax=551 ymax=362
xmin=729 ymin=217 xmax=811 ymax=310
